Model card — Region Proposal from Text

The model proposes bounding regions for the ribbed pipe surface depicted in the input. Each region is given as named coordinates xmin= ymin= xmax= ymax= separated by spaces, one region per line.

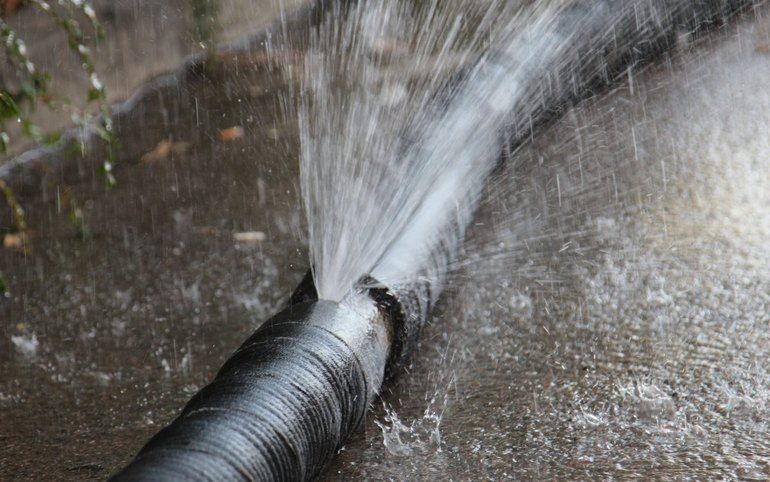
xmin=112 ymin=297 xmax=391 ymax=481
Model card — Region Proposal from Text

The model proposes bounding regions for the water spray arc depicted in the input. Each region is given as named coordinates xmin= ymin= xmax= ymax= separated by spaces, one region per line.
xmin=113 ymin=0 xmax=758 ymax=480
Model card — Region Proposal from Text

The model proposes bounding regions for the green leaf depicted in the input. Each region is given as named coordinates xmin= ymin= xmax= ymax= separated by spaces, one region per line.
xmin=93 ymin=124 xmax=114 ymax=144
xmin=0 ymin=92 xmax=20 ymax=120
xmin=20 ymin=82 xmax=38 ymax=103
xmin=42 ymin=131 xmax=62 ymax=145
xmin=21 ymin=119 xmax=43 ymax=143
xmin=87 ymin=87 xmax=101 ymax=103
xmin=33 ymin=72 xmax=51 ymax=92
xmin=75 ymin=139 xmax=86 ymax=156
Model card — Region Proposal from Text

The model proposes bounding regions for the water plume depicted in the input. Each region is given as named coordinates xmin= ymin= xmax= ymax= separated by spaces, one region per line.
xmin=299 ymin=0 xmax=573 ymax=305
xmin=298 ymin=0 xmax=743 ymax=308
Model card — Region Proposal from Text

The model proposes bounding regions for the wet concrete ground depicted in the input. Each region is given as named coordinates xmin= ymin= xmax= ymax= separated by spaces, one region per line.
xmin=1 ymin=50 xmax=309 ymax=478
xmin=2 ymin=4 xmax=770 ymax=481
xmin=1 ymin=0 xmax=305 ymax=158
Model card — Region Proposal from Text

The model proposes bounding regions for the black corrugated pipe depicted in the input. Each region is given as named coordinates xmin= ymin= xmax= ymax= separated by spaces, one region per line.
xmin=112 ymin=1 xmax=759 ymax=480
xmin=112 ymin=273 xmax=403 ymax=481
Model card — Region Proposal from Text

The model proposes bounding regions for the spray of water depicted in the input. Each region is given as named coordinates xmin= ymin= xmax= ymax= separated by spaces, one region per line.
xmin=299 ymin=0 xmax=575 ymax=302
xmin=297 ymin=0 xmax=712 ymax=305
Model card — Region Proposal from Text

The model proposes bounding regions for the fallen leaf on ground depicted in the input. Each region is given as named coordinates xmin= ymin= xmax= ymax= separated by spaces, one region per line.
xmin=3 ymin=233 xmax=23 ymax=249
xmin=218 ymin=126 xmax=245 ymax=142
xmin=195 ymin=226 xmax=219 ymax=235
xmin=2 ymin=0 xmax=22 ymax=15
xmin=233 ymin=231 xmax=266 ymax=243
xmin=141 ymin=139 xmax=173 ymax=163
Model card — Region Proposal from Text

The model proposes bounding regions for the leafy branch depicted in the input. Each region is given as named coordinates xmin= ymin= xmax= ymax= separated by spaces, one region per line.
xmin=1 ymin=0 xmax=115 ymax=183
xmin=1 ymin=0 xmax=112 ymax=251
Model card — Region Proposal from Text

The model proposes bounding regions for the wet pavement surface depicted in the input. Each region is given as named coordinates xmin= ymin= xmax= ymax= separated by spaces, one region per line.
xmin=1 ymin=48 xmax=308 ymax=479
xmin=2 ymin=5 xmax=770 ymax=481
xmin=1 ymin=0 xmax=306 ymax=158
